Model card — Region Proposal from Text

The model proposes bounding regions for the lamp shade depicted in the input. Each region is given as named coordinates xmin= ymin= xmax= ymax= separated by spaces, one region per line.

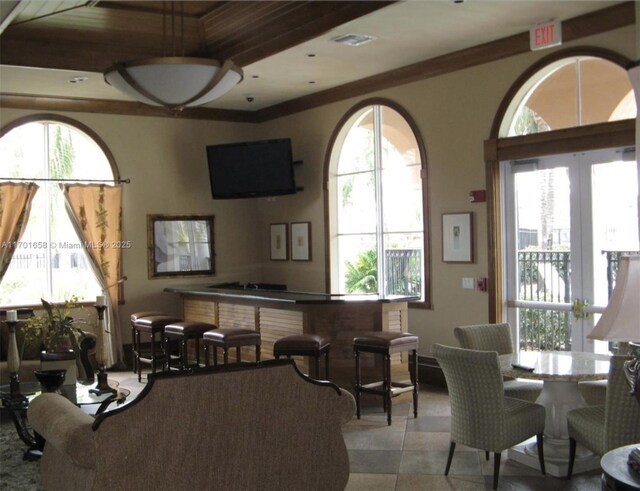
xmin=588 ymin=255 xmax=640 ymax=342
xmin=104 ymin=57 xmax=243 ymax=110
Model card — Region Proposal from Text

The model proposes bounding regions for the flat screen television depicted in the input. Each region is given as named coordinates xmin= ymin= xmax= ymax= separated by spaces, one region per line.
xmin=206 ymin=138 xmax=297 ymax=199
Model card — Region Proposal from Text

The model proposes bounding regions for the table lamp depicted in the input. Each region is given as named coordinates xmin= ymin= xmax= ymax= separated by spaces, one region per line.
xmin=587 ymin=254 xmax=640 ymax=404
xmin=588 ymin=254 xmax=640 ymax=473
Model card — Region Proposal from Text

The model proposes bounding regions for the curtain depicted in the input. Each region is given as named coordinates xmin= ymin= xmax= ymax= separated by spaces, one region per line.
xmin=0 ymin=183 xmax=39 ymax=282
xmin=62 ymin=184 xmax=124 ymax=368
xmin=628 ymin=64 xmax=640 ymax=177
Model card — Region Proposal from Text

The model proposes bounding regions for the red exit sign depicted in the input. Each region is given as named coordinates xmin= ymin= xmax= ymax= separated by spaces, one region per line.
xmin=530 ymin=19 xmax=562 ymax=51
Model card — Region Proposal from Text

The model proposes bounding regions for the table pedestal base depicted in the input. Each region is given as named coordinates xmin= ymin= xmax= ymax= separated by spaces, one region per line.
xmin=508 ymin=437 xmax=601 ymax=478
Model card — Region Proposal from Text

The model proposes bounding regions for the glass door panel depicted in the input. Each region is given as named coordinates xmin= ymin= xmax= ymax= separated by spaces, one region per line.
xmin=505 ymin=147 xmax=638 ymax=353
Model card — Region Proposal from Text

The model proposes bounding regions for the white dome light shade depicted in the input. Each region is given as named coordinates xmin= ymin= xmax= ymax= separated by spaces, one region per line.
xmin=104 ymin=57 xmax=243 ymax=110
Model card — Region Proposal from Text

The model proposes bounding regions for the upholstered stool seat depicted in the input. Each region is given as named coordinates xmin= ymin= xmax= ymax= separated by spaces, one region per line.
xmin=130 ymin=311 xmax=166 ymax=374
xmin=274 ymin=334 xmax=331 ymax=380
xmin=202 ymin=328 xmax=261 ymax=365
xmin=164 ymin=321 xmax=216 ymax=370
xmin=133 ymin=314 xmax=181 ymax=381
xmin=353 ymin=332 xmax=419 ymax=425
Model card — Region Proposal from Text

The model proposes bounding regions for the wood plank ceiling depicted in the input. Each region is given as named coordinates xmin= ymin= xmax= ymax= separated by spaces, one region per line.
xmin=0 ymin=1 xmax=393 ymax=72
xmin=0 ymin=1 xmax=635 ymax=122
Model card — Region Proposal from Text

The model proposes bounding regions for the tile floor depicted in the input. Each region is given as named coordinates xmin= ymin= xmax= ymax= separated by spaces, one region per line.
xmin=110 ymin=371 xmax=602 ymax=491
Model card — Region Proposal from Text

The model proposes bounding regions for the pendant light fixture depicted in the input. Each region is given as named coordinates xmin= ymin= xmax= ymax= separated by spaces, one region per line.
xmin=104 ymin=2 xmax=243 ymax=111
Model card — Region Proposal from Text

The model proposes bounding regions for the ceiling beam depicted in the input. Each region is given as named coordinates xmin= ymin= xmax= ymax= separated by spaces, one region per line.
xmin=0 ymin=93 xmax=256 ymax=123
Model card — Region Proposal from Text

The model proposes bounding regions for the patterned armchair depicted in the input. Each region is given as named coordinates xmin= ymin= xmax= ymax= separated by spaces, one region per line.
xmin=433 ymin=343 xmax=546 ymax=490
xmin=567 ymin=355 xmax=640 ymax=479
xmin=454 ymin=323 xmax=542 ymax=402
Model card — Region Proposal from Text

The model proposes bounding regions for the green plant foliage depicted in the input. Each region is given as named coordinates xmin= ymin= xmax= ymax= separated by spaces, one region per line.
xmin=345 ymin=249 xmax=378 ymax=293
xmin=22 ymin=296 xmax=86 ymax=355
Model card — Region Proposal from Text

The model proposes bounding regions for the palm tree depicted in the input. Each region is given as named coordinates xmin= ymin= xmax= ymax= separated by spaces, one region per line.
xmin=345 ymin=249 xmax=378 ymax=293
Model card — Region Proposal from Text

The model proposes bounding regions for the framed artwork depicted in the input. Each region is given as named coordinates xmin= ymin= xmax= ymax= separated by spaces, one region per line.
xmin=291 ymin=222 xmax=311 ymax=261
xmin=442 ymin=212 xmax=473 ymax=263
xmin=270 ymin=223 xmax=288 ymax=261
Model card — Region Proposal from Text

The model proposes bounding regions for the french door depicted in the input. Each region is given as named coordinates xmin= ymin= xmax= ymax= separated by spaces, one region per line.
xmin=503 ymin=146 xmax=638 ymax=352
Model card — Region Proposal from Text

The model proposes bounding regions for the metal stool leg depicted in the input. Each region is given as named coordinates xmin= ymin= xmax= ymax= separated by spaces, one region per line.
xmin=355 ymin=349 xmax=361 ymax=419
xmin=325 ymin=350 xmax=330 ymax=380
xmin=385 ymin=352 xmax=392 ymax=426
xmin=411 ymin=348 xmax=418 ymax=418
xmin=136 ymin=329 xmax=142 ymax=382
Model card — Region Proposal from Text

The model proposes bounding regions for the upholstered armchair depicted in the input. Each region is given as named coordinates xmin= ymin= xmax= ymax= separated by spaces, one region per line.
xmin=454 ymin=323 xmax=542 ymax=402
xmin=567 ymin=354 xmax=640 ymax=479
xmin=433 ymin=343 xmax=546 ymax=490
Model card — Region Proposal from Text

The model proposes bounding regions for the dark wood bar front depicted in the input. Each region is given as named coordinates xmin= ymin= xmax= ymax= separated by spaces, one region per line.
xmin=164 ymin=286 xmax=416 ymax=390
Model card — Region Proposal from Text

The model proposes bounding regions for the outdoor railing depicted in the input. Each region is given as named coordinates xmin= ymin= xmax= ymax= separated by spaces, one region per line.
xmin=385 ymin=249 xmax=421 ymax=296
xmin=517 ymin=249 xmax=639 ymax=351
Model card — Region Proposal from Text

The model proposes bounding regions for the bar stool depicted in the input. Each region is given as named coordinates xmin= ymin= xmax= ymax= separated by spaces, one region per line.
xmin=353 ymin=332 xmax=419 ymax=426
xmin=202 ymin=328 xmax=261 ymax=365
xmin=130 ymin=311 xmax=165 ymax=374
xmin=164 ymin=321 xmax=216 ymax=370
xmin=273 ymin=334 xmax=331 ymax=380
xmin=133 ymin=314 xmax=181 ymax=382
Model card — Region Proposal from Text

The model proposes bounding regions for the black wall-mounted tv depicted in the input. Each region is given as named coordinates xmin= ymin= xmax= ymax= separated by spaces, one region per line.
xmin=206 ymin=138 xmax=297 ymax=199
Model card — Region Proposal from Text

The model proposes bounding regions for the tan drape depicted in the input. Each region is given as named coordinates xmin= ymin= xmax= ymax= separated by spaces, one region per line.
xmin=0 ymin=183 xmax=39 ymax=282
xmin=62 ymin=184 xmax=124 ymax=367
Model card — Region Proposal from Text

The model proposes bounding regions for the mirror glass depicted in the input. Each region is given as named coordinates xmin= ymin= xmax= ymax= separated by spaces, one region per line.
xmin=147 ymin=215 xmax=215 ymax=278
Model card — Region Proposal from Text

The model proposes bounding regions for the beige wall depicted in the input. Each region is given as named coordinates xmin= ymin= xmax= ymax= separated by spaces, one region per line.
xmin=257 ymin=25 xmax=636 ymax=354
xmin=0 ymin=24 xmax=635 ymax=356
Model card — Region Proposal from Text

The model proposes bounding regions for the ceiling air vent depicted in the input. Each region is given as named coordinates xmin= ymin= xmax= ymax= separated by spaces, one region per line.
xmin=331 ymin=34 xmax=375 ymax=47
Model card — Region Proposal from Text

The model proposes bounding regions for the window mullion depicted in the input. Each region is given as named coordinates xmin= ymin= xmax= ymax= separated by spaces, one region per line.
xmin=373 ymin=105 xmax=385 ymax=295
xmin=43 ymin=123 xmax=54 ymax=300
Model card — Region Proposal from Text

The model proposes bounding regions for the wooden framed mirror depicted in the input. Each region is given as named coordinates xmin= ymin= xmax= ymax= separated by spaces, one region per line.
xmin=147 ymin=215 xmax=215 ymax=278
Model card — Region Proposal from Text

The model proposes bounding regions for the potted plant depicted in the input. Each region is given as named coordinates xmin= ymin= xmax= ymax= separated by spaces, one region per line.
xmin=23 ymin=296 xmax=88 ymax=384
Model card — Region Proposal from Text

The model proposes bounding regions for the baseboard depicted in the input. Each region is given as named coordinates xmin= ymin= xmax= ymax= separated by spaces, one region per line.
xmin=418 ymin=355 xmax=446 ymax=388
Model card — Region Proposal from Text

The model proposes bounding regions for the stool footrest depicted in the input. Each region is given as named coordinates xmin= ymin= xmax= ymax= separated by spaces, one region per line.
xmin=357 ymin=381 xmax=416 ymax=397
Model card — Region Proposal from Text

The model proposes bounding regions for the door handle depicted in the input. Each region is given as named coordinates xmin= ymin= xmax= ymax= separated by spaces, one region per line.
xmin=572 ymin=298 xmax=591 ymax=319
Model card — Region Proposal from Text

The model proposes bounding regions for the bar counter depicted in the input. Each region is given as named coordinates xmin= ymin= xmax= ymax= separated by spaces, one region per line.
xmin=165 ymin=285 xmax=417 ymax=389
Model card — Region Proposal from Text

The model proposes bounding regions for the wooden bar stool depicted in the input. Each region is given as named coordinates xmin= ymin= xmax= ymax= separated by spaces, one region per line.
xmin=273 ymin=334 xmax=331 ymax=380
xmin=164 ymin=321 xmax=217 ymax=370
xmin=353 ymin=332 xmax=419 ymax=426
xmin=133 ymin=314 xmax=181 ymax=381
xmin=130 ymin=311 xmax=165 ymax=375
xmin=202 ymin=328 xmax=261 ymax=365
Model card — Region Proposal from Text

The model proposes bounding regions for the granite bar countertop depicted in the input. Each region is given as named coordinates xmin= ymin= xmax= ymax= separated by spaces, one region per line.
xmin=164 ymin=284 xmax=418 ymax=304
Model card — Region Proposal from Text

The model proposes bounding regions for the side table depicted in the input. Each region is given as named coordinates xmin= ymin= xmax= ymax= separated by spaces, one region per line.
xmin=0 ymin=379 xmax=129 ymax=460
xmin=601 ymin=444 xmax=640 ymax=491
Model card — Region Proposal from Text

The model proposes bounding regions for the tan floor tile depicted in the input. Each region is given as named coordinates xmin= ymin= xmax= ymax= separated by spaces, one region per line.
xmin=396 ymin=474 xmax=486 ymax=490
xmin=403 ymin=431 xmax=429 ymax=450
xmin=345 ymin=473 xmax=397 ymax=491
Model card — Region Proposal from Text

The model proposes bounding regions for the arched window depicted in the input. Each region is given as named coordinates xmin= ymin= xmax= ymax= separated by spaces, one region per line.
xmin=327 ymin=101 xmax=428 ymax=301
xmin=0 ymin=117 xmax=118 ymax=306
xmin=503 ymin=56 xmax=636 ymax=136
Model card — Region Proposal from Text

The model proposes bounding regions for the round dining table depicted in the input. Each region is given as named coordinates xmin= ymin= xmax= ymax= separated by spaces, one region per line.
xmin=499 ymin=350 xmax=611 ymax=477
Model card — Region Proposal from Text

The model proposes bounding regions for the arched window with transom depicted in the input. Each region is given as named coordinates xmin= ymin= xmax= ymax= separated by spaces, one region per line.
xmin=492 ymin=53 xmax=637 ymax=353
xmin=326 ymin=100 xmax=429 ymax=302
xmin=502 ymin=56 xmax=635 ymax=136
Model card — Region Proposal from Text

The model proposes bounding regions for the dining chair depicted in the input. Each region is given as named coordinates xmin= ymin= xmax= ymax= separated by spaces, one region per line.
xmin=567 ymin=354 xmax=640 ymax=479
xmin=433 ymin=343 xmax=546 ymax=490
xmin=453 ymin=323 xmax=542 ymax=402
